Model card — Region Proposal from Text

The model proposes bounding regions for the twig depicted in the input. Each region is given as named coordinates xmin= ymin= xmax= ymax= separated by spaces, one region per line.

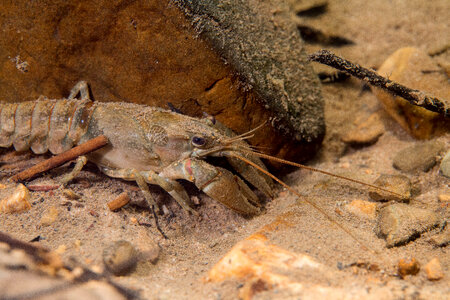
xmin=107 ymin=192 xmax=131 ymax=211
xmin=309 ymin=50 xmax=450 ymax=117
xmin=27 ymin=185 xmax=60 ymax=191
xmin=10 ymin=135 xmax=108 ymax=182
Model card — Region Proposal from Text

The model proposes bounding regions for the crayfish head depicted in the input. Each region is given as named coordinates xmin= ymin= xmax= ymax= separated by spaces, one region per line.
xmin=190 ymin=125 xmax=274 ymax=199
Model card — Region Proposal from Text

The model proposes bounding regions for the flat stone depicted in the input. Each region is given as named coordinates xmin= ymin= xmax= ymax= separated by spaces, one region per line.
xmin=376 ymin=203 xmax=440 ymax=247
xmin=342 ymin=112 xmax=385 ymax=145
xmin=206 ymin=235 xmax=331 ymax=299
xmin=424 ymin=258 xmax=444 ymax=281
xmin=393 ymin=141 xmax=445 ymax=172
xmin=439 ymin=150 xmax=450 ymax=178
xmin=291 ymin=0 xmax=328 ymax=14
xmin=369 ymin=174 xmax=411 ymax=201
xmin=103 ymin=241 xmax=138 ymax=276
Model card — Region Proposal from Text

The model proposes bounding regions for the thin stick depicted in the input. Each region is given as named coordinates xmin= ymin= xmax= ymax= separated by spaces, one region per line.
xmin=10 ymin=135 xmax=108 ymax=182
xmin=230 ymin=153 xmax=379 ymax=255
xmin=309 ymin=50 xmax=449 ymax=117
xmin=107 ymin=192 xmax=131 ymax=211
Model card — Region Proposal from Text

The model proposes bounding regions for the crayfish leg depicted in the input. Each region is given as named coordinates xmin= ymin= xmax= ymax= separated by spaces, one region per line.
xmin=140 ymin=170 xmax=197 ymax=215
xmin=99 ymin=166 xmax=160 ymax=213
xmin=60 ymin=155 xmax=88 ymax=186
xmin=68 ymin=81 xmax=90 ymax=100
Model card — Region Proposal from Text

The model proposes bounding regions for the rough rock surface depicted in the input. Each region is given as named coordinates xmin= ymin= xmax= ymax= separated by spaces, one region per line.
xmin=440 ymin=150 xmax=450 ymax=178
xmin=368 ymin=174 xmax=412 ymax=202
xmin=393 ymin=141 xmax=445 ymax=172
xmin=175 ymin=0 xmax=324 ymax=144
xmin=376 ymin=203 xmax=441 ymax=247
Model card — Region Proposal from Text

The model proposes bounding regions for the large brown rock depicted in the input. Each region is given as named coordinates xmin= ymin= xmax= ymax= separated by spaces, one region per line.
xmin=0 ymin=0 xmax=324 ymax=163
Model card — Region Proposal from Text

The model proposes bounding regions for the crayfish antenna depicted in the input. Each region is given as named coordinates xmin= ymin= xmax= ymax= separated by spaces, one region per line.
xmin=242 ymin=150 xmax=406 ymax=199
xmin=230 ymin=153 xmax=378 ymax=255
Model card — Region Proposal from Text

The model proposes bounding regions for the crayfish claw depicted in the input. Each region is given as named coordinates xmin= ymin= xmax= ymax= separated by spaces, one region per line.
xmin=202 ymin=167 xmax=261 ymax=215
xmin=160 ymin=159 xmax=261 ymax=215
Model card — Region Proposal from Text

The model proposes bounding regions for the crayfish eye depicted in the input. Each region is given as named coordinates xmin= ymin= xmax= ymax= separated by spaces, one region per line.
xmin=191 ymin=136 xmax=206 ymax=147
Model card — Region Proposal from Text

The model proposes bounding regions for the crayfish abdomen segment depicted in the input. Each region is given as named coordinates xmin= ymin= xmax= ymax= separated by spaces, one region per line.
xmin=0 ymin=99 xmax=94 ymax=154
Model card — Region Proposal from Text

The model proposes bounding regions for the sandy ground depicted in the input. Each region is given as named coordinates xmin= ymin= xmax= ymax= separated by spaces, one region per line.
xmin=1 ymin=0 xmax=449 ymax=299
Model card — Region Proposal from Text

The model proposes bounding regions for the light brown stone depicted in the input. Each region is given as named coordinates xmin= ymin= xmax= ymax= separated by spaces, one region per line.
xmin=342 ymin=112 xmax=385 ymax=145
xmin=40 ymin=207 xmax=59 ymax=226
xmin=438 ymin=194 xmax=450 ymax=202
xmin=345 ymin=199 xmax=377 ymax=219
xmin=373 ymin=47 xmax=450 ymax=139
xmin=0 ymin=184 xmax=31 ymax=214
xmin=206 ymin=235 xmax=325 ymax=299
xmin=424 ymin=258 xmax=444 ymax=281
xmin=377 ymin=203 xmax=440 ymax=247
xmin=369 ymin=174 xmax=411 ymax=201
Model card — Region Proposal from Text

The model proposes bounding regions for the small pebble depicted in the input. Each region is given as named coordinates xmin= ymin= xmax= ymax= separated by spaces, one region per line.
xmin=439 ymin=150 xmax=450 ymax=178
xmin=103 ymin=240 xmax=138 ymax=276
xmin=369 ymin=174 xmax=411 ymax=201
xmin=393 ymin=141 xmax=444 ymax=172
xmin=397 ymin=258 xmax=420 ymax=278
xmin=55 ymin=245 xmax=67 ymax=255
xmin=0 ymin=184 xmax=31 ymax=213
xmin=62 ymin=188 xmax=81 ymax=200
xmin=107 ymin=192 xmax=130 ymax=211
xmin=342 ymin=112 xmax=385 ymax=145
xmin=424 ymin=258 xmax=444 ymax=281
xmin=438 ymin=194 xmax=450 ymax=203
xmin=40 ymin=207 xmax=59 ymax=226
xmin=345 ymin=199 xmax=377 ymax=220
xmin=376 ymin=203 xmax=440 ymax=247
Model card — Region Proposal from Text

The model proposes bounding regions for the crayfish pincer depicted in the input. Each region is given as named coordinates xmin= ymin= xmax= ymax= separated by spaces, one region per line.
xmin=0 ymin=81 xmax=273 ymax=215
